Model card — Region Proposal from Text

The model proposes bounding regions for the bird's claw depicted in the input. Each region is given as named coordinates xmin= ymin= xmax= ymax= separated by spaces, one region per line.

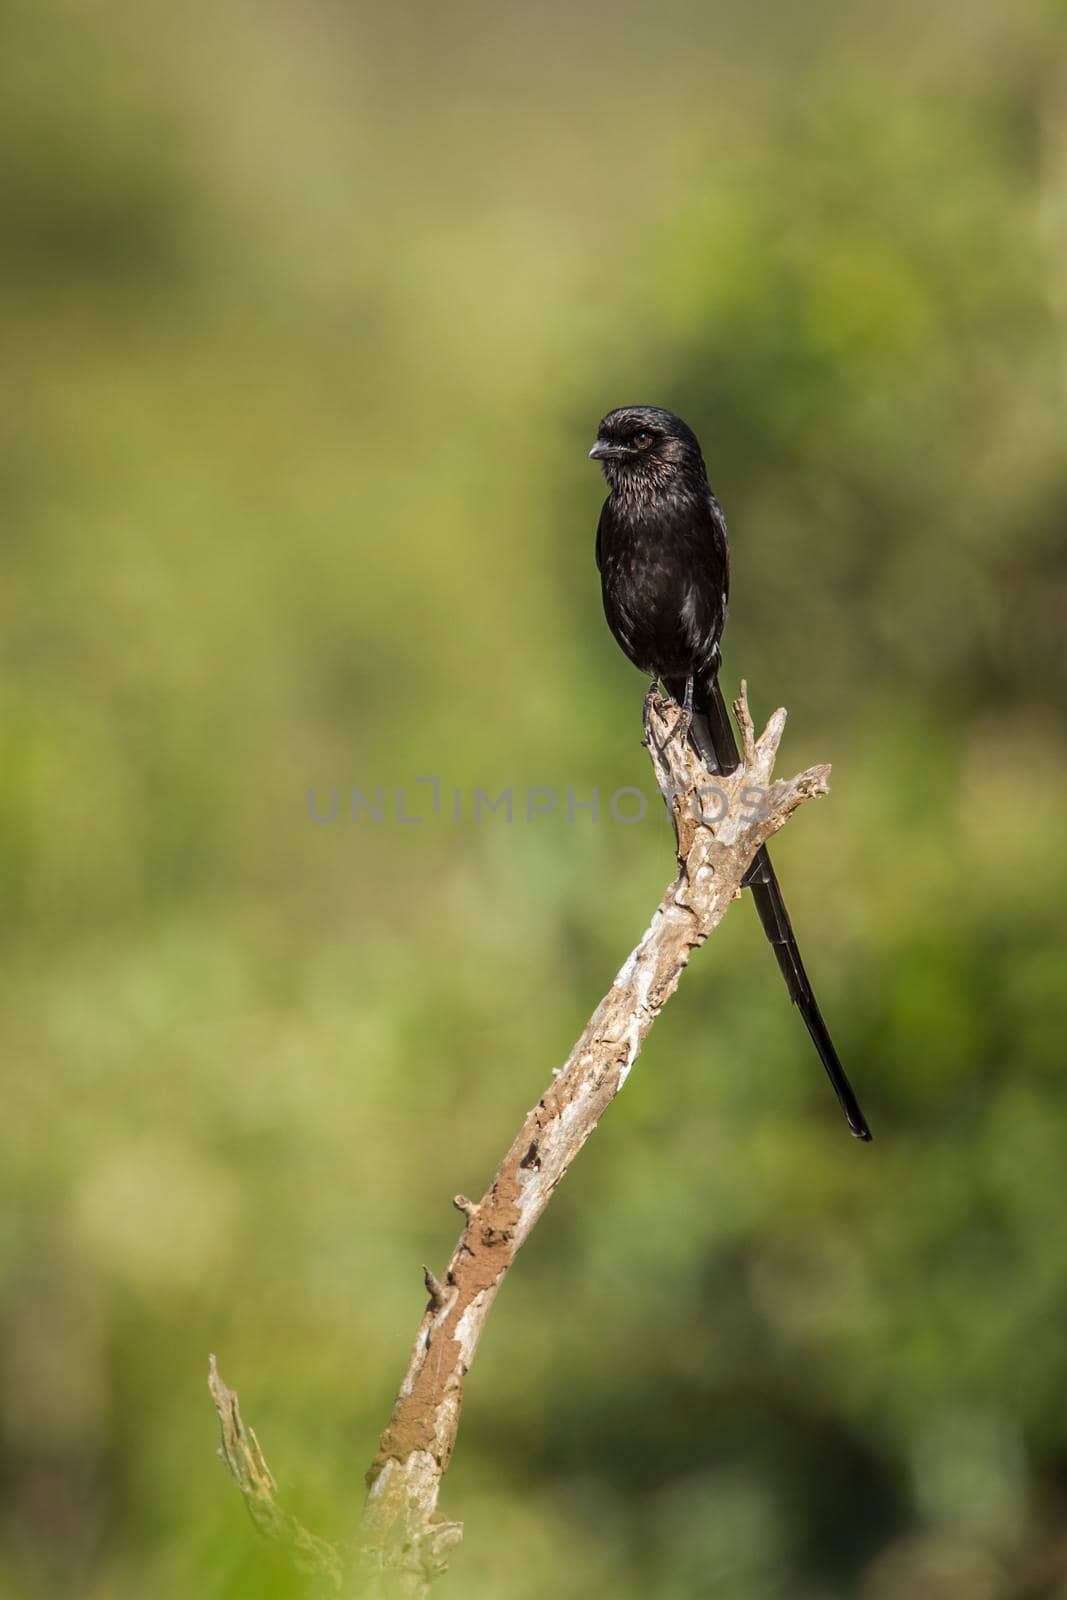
xmin=671 ymin=708 xmax=693 ymax=747
xmin=642 ymin=678 xmax=693 ymax=758
xmin=641 ymin=680 xmax=661 ymax=748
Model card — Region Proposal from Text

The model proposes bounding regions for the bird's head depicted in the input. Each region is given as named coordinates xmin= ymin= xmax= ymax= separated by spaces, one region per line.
xmin=588 ymin=406 xmax=707 ymax=494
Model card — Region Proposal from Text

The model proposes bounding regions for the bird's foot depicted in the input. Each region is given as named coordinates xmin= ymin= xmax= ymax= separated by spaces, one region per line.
xmin=670 ymin=707 xmax=693 ymax=748
xmin=641 ymin=677 xmax=662 ymax=748
xmin=668 ymin=674 xmax=695 ymax=749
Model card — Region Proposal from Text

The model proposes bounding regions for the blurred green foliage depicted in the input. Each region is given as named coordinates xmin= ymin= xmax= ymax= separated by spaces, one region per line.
xmin=2 ymin=1 xmax=1067 ymax=1595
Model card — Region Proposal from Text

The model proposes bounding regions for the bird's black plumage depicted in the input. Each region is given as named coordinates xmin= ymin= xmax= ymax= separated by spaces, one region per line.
xmin=591 ymin=405 xmax=871 ymax=1141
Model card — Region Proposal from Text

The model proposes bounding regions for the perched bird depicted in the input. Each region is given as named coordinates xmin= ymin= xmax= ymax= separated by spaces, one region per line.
xmin=590 ymin=404 xmax=871 ymax=1141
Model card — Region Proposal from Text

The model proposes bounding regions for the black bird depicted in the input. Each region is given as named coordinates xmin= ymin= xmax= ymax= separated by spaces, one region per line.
xmin=590 ymin=404 xmax=871 ymax=1141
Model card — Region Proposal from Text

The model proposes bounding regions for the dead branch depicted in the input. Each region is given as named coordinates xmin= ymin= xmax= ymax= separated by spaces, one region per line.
xmin=208 ymin=1354 xmax=343 ymax=1589
xmin=209 ymin=683 xmax=831 ymax=1597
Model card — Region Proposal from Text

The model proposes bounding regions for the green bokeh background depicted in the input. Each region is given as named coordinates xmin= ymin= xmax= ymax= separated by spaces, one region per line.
xmin=3 ymin=2 xmax=1067 ymax=1595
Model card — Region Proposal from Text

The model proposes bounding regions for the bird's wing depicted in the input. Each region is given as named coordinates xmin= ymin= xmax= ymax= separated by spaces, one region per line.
xmin=708 ymin=492 xmax=730 ymax=617
xmin=595 ymin=501 xmax=607 ymax=572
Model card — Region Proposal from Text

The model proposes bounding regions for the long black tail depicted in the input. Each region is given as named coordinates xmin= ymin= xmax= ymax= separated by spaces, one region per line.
xmin=667 ymin=673 xmax=871 ymax=1142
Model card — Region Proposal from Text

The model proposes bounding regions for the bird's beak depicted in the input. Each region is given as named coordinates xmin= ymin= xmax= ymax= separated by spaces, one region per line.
xmin=588 ymin=440 xmax=615 ymax=461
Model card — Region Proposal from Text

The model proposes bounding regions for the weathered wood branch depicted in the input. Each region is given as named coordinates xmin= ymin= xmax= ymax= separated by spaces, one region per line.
xmin=208 ymin=1354 xmax=343 ymax=1589
xmin=209 ymin=683 xmax=831 ymax=1597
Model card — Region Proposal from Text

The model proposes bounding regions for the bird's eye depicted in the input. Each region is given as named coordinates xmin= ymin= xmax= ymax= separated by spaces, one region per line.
xmin=633 ymin=431 xmax=653 ymax=448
